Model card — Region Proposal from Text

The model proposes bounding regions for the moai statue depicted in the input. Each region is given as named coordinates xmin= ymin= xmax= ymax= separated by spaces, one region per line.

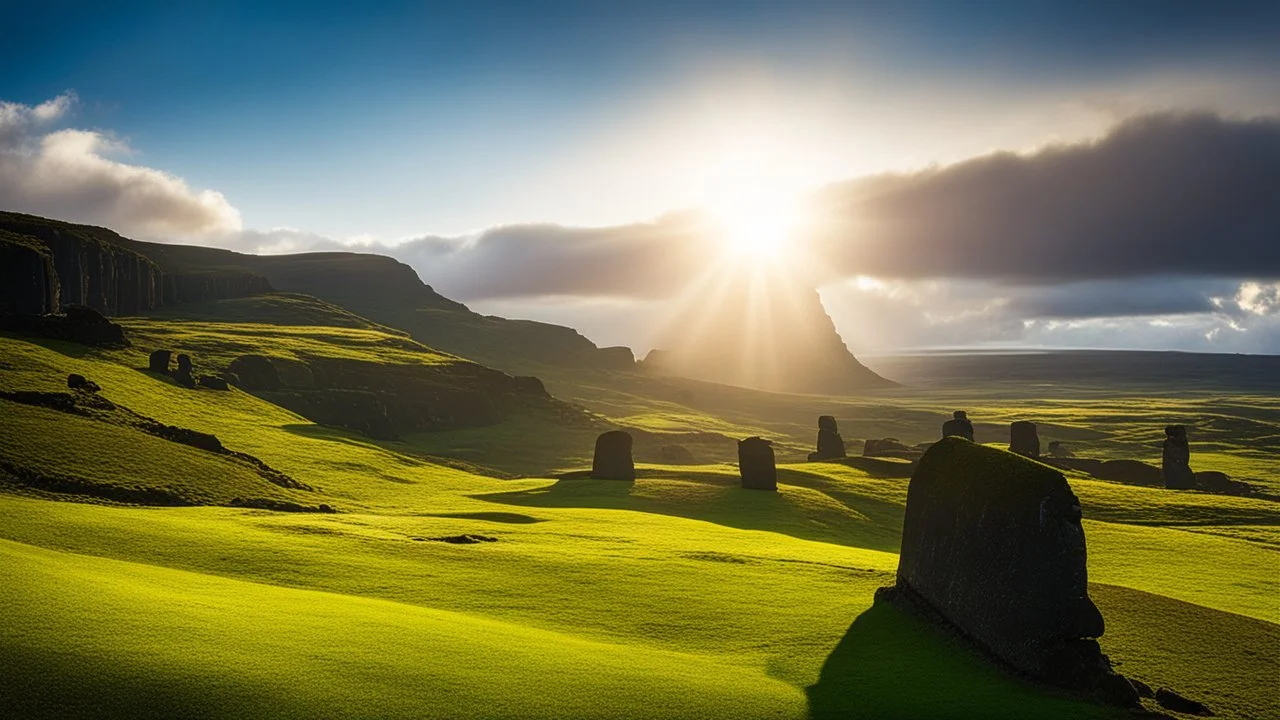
xmin=591 ymin=430 xmax=635 ymax=480
xmin=738 ymin=437 xmax=777 ymax=491
xmin=808 ymin=415 xmax=847 ymax=461
xmin=149 ymin=349 xmax=172 ymax=373
xmin=1010 ymin=421 xmax=1040 ymax=458
xmin=942 ymin=410 xmax=975 ymax=441
xmin=1162 ymin=425 xmax=1195 ymax=489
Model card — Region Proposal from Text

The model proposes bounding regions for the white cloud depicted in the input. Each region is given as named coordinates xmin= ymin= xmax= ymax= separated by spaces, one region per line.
xmin=0 ymin=93 xmax=241 ymax=239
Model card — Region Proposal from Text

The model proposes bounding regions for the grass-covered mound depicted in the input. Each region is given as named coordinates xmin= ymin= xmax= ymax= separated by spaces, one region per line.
xmin=1 ymin=327 xmax=1277 ymax=719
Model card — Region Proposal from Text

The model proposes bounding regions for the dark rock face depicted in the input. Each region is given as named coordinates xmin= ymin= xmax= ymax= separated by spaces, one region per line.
xmin=66 ymin=374 xmax=100 ymax=392
xmin=0 ymin=305 xmax=130 ymax=347
xmin=808 ymin=415 xmax=848 ymax=461
xmin=228 ymin=355 xmax=281 ymax=391
xmin=1155 ymin=688 xmax=1211 ymax=716
xmin=1162 ymin=425 xmax=1196 ymax=489
xmin=197 ymin=375 xmax=230 ymax=391
xmin=1009 ymin=421 xmax=1040 ymax=458
xmin=148 ymin=349 xmax=172 ymax=373
xmin=591 ymin=430 xmax=635 ymax=480
xmin=173 ymin=353 xmax=196 ymax=388
xmin=941 ymin=411 xmax=974 ymax=441
xmin=894 ymin=438 xmax=1134 ymax=705
xmin=656 ymin=444 xmax=696 ymax=464
xmin=0 ymin=232 xmax=60 ymax=314
xmin=738 ymin=437 xmax=777 ymax=491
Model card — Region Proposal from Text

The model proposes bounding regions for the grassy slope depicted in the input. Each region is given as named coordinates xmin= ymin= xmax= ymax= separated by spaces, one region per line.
xmin=1 ymin=326 xmax=1278 ymax=719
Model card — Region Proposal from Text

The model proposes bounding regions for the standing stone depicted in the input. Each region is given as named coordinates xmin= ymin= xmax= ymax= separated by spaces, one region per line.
xmin=941 ymin=410 xmax=974 ymax=441
xmin=738 ymin=437 xmax=777 ymax=491
xmin=892 ymin=438 xmax=1135 ymax=705
xmin=591 ymin=430 xmax=635 ymax=480
xmin=1009 ymin=421 xmax=1040 ymax=458
xmin=808 ymin=415 xmax=847 ymax=461
xmin=1162 ymin=425 xmax=1195 ymax=489
xmin=148 ymin=349 xmax=172 ymax=373
xmin=173 ymin=353 xmax=196 ymax=388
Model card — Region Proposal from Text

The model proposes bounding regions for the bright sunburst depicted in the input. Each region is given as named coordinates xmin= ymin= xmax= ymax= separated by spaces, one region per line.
xmin=707 ymin=185 xmax=801 ymax=261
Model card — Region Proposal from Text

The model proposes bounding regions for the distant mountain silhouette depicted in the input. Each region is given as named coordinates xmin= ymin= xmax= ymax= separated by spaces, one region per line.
xmin=643 ymin=270 xmax=894 ymax=392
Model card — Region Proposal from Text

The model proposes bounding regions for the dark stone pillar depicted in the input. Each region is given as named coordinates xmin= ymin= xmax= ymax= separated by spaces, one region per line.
xmin=1162 ymin=425 xmax=1195 ymax=489
xmin=738 ymin=437 xmax=777 ymax=491
xmin=1010 ymin=421 xmax=1040 ymax=458
xmin=591 ymin=430 xmax=635 ymax=480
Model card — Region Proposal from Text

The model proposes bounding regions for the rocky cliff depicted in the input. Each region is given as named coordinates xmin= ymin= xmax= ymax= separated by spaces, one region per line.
xmin=0 ymin=212 xmax=271 ymax=315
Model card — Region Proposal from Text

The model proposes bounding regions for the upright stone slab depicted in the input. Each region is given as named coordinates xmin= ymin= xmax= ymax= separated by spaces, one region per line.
xmin=894 ymin=438 xmax=1134 ymax=704
xmin=1162 ymin=425 xmax=1195 ymax=489
xmin=173 ymin=353 xmax=196 ymax=388
xmin=941 ymin=410 xmax=974 ymax=441
xmin=738 ymin=437 xmax=777 ymax=491
xmin=591 ymin=430 xmax=635 ymax=480
xmin=808 ymin=415 xmax=847 ymax=461
xmin=1010 ymin=421 xmax=1040 ymax=458
xmin=148 ymin=349 xmax=172 ymax=373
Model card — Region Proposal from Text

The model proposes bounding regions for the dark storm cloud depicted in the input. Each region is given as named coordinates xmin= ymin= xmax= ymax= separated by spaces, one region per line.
xmin=815 ymin=113 xmax=1280 ymax=282
xmin=1009 ymin=278 xmax=1237 ymax=319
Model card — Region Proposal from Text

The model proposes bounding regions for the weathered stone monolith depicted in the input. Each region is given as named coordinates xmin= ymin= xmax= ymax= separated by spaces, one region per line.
xmin=148 ymin=349 xmax=172 ymax=373
xmin=941 ymin=410 xmax=974 ymax=441
xmin=1162 ymin=425 xmax=1195 ymax=489
xmin=1009 ymin=421 xmax=1040 ymax=458
xmin=891 ymin=438 xmax=1136 ymax=706
xmin=173 ymin=353 xmax=196 ymax=388
xmin=591 ymin=430 xmax=635 ymax=480
xmin=738 ymin=437 xmax=777 ymax=491
xmin=808 ymin=415 xmax=847 ymax=461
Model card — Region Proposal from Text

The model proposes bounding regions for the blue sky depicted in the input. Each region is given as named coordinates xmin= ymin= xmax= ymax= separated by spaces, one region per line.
xmin=2 ymin=1 xmax=1279 ymax=352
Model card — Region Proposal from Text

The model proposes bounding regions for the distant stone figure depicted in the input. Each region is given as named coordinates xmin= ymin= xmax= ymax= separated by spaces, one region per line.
xmin=173 ymin=353 xmax=196 ymax=388
xmin=1047 ymin=441 xmax=1074 ymax=458
xmin=1162 ymin=425 xmax=1195 ymax=489
xmin=1009 ymin=421 xmax=1040 ymax=458
xmin=892 ymin=438 xmax=1136 ymax=706
xmin=941 ymin=410 xmax=974 ymax=441
xmin=738 ymin=437 xmax=777 ymax=491
xmin=863 ymin=438 xmax=912 ymax=457
xmin=66 ymin=373 xmax=100 ymax=392
xmin=807 ymin=415 xmax=847 ymax=461
xmin=148 ymin=349 xmax=172 ymax=373
xmin=227 ymin=354 xmax=281 ymax=391
xmin=591 ymin=430 xmax=635 ymax=480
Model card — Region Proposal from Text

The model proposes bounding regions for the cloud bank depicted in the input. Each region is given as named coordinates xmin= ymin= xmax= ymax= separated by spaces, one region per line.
xmin=0 ymin=93 xmax=241 ymax=239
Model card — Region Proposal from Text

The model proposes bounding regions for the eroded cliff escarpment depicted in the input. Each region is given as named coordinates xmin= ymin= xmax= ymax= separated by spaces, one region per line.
xmin=0 ymin=212 xmax=270 ymax=315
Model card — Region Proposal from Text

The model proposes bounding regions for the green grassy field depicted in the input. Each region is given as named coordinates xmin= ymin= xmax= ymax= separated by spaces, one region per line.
xmin=1 ymin=314 xmax=1278 ymax=719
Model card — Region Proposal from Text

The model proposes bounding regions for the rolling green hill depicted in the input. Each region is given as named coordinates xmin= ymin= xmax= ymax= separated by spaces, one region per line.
xmin=1 ymin=313 xmax=1277 ymax=719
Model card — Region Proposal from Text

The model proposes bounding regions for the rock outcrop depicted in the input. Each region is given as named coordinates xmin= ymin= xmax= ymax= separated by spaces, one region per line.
xmin=892 ymin=438 xmax=1136 ymax=706
xmin=591 ymin=430 xmax=635 ymax=480
xmin=862 ymin=437 xmax=915 ymax=458
xmin=1009 ymin=421 xmax=1040 ymax=458
xmin=738 ymin=437 xmax=777 ymax=491
xmin=1162 ymin=425 xmax=1196 ymax=489
xmin=808 ymin=415 xmax=848 ymax=461
xmin=941 ymin=411 xmax=974 ymax=441
xmin=0 ymin=230 xmax=59 ymax=314
xmin=0 ymin=305 xmax=130 ymax=347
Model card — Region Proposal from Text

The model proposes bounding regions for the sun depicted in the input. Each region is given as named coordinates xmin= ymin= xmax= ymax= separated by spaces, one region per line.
xmin=707 ymin=185 xmax=801 ymax=261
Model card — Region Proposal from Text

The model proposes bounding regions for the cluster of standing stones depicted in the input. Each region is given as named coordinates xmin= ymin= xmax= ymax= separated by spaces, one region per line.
xmin=149 ymin=349 xmax=232 ymax=391
xmin=583 ymin=413 xmax=1216 ymax=712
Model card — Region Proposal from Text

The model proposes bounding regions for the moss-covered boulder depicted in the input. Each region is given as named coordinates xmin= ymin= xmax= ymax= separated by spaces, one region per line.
xmin=894 ymin=437 xmax=1136 ymax=705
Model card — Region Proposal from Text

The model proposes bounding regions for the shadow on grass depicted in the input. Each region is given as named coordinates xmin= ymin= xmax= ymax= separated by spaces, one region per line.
xmin=418 ymin=511 xmax=545 ymax=524
xmin=806 ymin=598 xmax=1119 ymax=720
xmin=480 ymin=474 xmax=903 ymax=551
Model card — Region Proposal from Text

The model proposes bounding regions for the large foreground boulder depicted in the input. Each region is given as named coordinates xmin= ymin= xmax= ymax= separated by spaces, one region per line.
xmin=893 ymin=438 xmax=1136 ymax=705
xmin=738 ymin=437 xmax=777 ymax=491
xmin=591 ymin=430 xmax=635 ymax=480
xmin=1162 ymin=425 xmax=1196 ymax=489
